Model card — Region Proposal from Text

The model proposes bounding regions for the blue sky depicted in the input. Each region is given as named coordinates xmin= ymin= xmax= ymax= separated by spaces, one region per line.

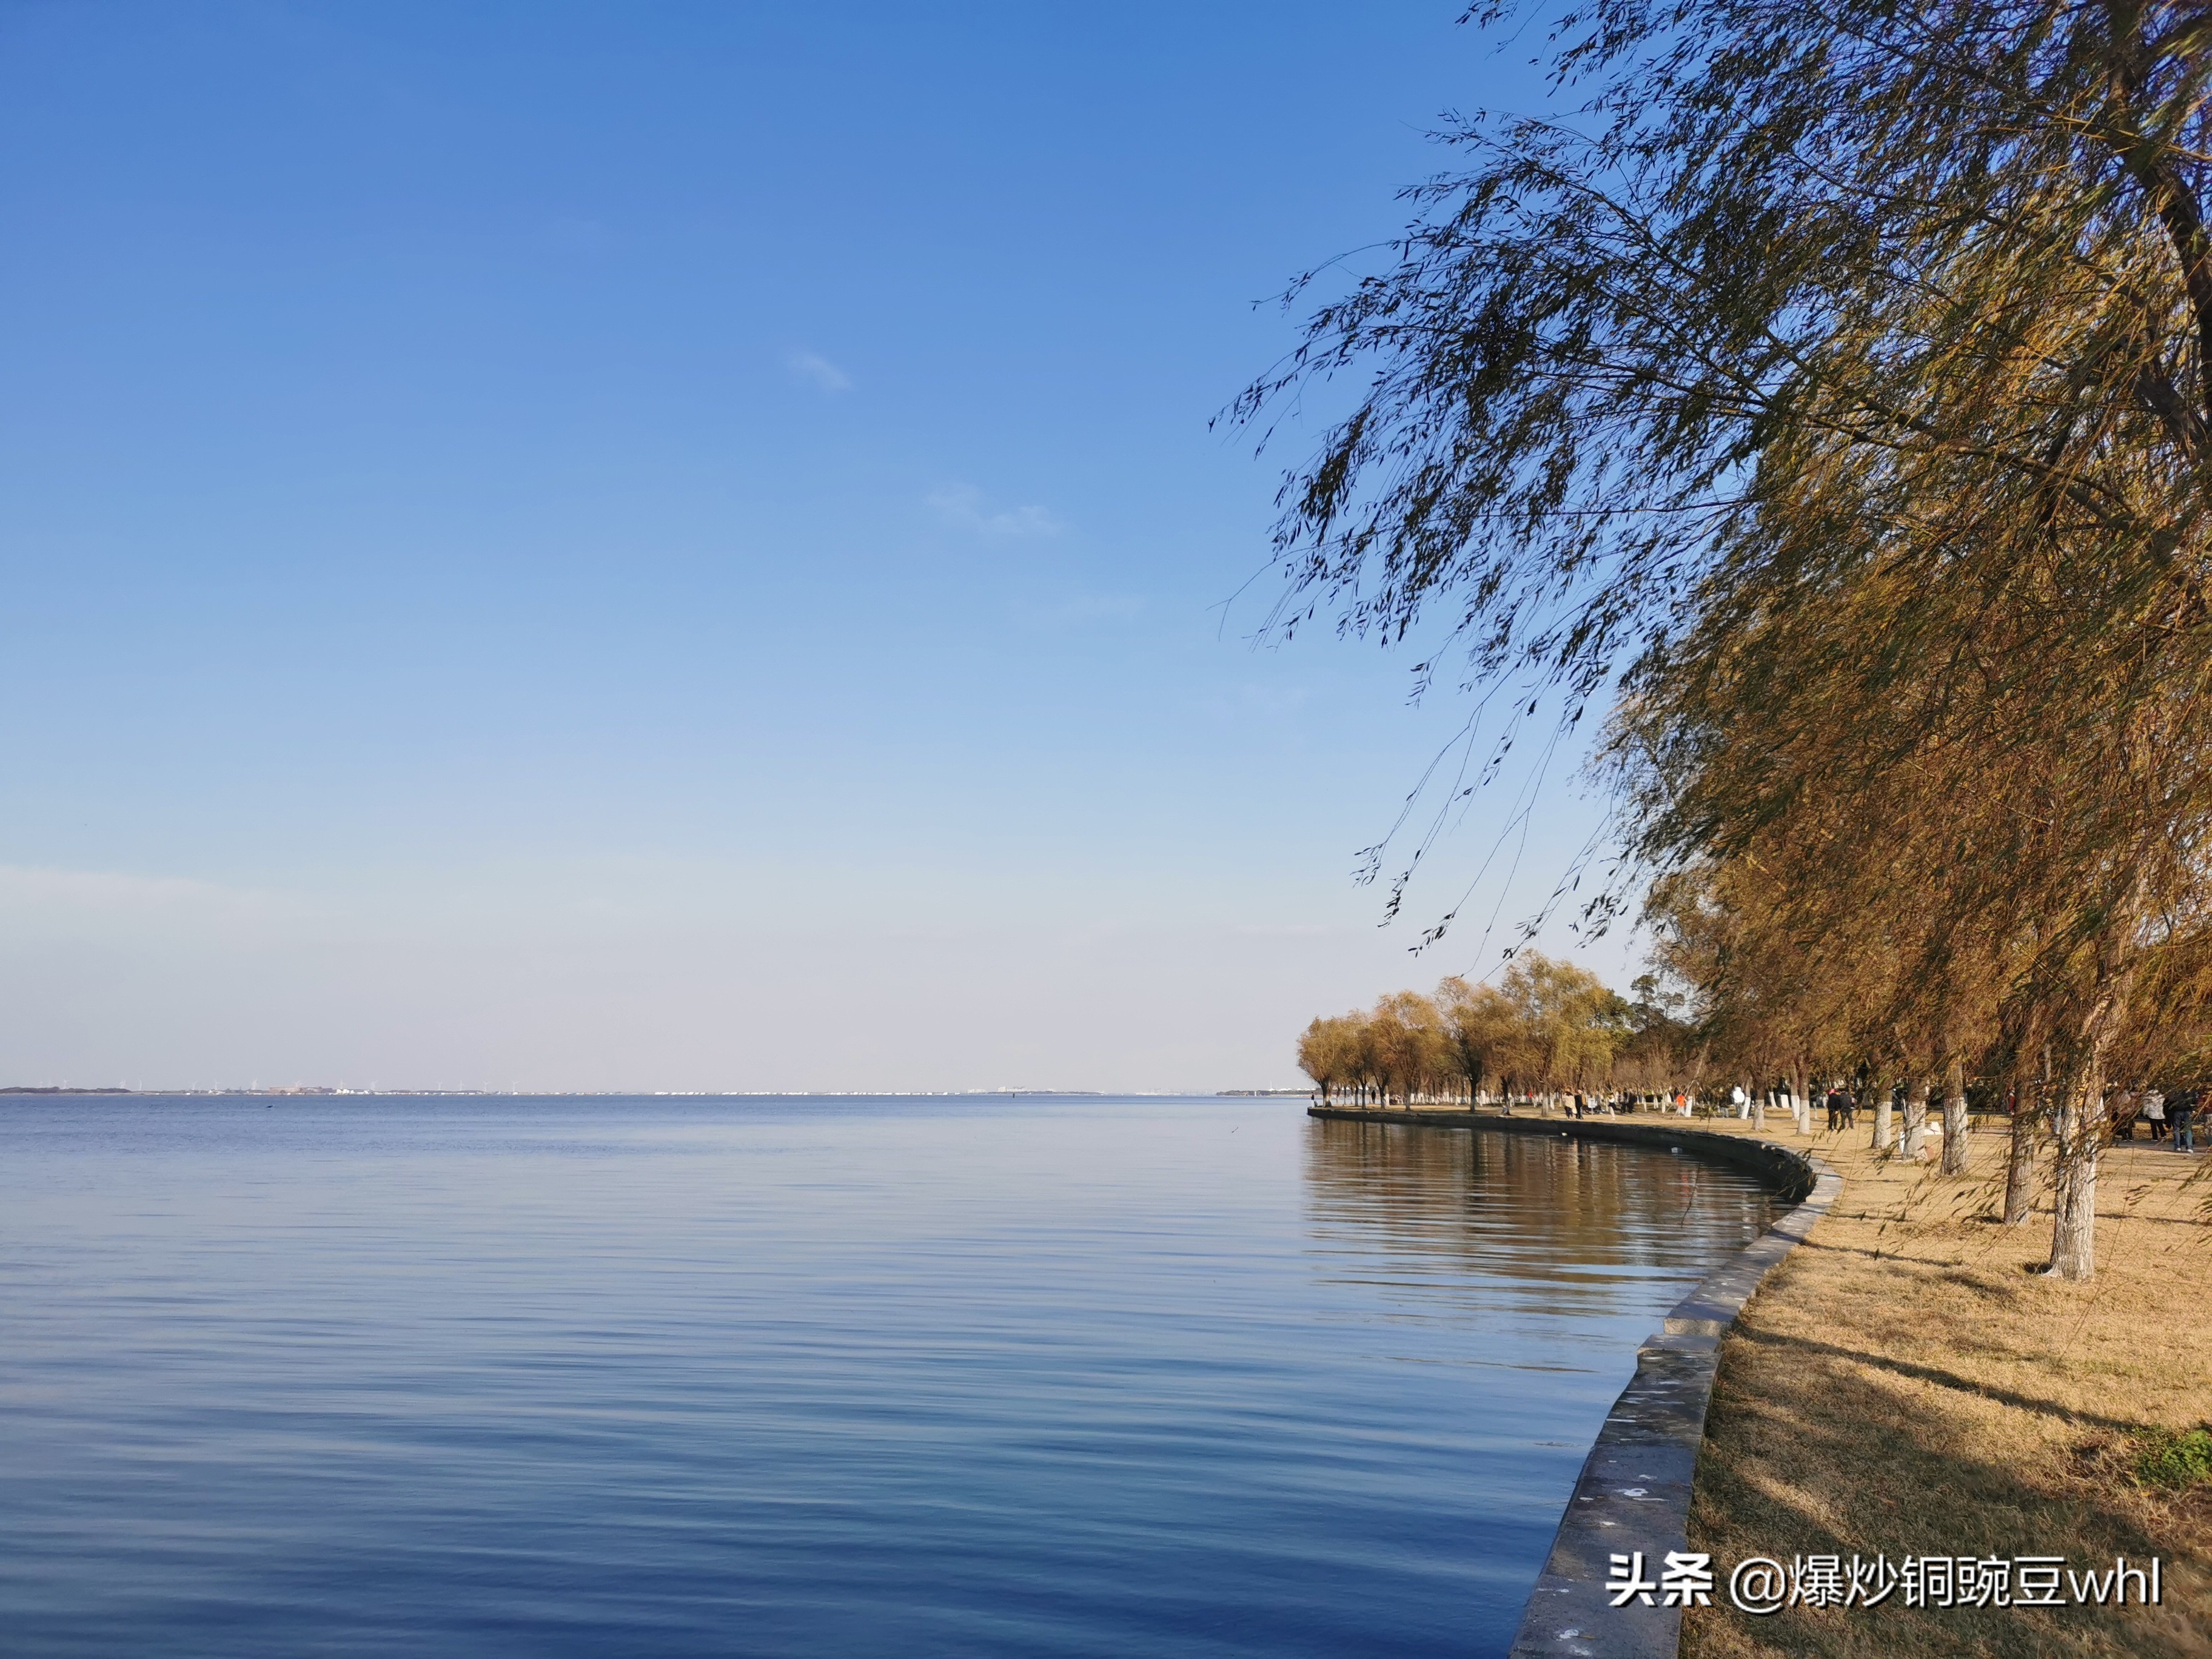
xmin=0 ymin=1 xmax=1631 ymax=1090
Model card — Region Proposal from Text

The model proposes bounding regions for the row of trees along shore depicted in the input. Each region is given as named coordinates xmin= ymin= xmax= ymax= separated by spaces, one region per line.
xmin=1298 ymin=954 xmax=1694 ymax=1108
xmin=1239 ymin=0 xmax=2212 ymax=1279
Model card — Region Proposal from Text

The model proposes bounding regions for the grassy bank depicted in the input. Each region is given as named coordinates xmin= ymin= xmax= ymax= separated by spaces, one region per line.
xmin=1680 ymin=1118 xmax=2211 ymax=1657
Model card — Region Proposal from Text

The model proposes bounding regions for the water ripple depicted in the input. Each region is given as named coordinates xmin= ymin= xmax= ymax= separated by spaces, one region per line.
xmin=0 ymin=1096 xmax=1772 ymax=1658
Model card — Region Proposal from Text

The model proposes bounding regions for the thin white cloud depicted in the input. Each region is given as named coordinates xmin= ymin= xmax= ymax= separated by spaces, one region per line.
xmin=786 ymin=349 xmax=852 ymax=394
xmin=927 ymin=483 xmax=1063 ymax=537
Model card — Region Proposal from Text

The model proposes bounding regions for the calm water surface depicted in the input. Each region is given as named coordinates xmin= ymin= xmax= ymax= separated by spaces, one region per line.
xmin=0 ymin=1095 xmax=1776 ymax=1657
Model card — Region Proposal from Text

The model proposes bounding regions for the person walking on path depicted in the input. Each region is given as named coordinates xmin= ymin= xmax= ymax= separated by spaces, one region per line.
xmin=1822 ymin=1082 xmax=1858 ymax=1130
xmin=2173 ymin=1088 xmax=2198 ymax=1153
xmin=2145 ymin=1088 xmax=2168 ymax=1141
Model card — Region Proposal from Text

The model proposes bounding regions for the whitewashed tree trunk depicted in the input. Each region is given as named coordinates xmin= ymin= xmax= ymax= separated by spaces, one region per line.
xmin=1873 ymin=1080 xmax=1895 ymax=1152
xmin=1941 ymin=1056 xmax=1970 ymax=1176
xmin=2048 ymin=913 xmax=2137 ymax=1281
xmin=2049 ymin=1053 xmax=2105 ymax=1280
xmin=2003 ymin=1095 xmax=2037 ymax=1224
xmin=1903 ymin=1076 xmax=1930 ymax=1161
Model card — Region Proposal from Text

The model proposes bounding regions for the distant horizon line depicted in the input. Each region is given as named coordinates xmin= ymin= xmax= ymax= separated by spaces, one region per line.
xmin=0 ymin=1085 xmax=1316 ymax=1100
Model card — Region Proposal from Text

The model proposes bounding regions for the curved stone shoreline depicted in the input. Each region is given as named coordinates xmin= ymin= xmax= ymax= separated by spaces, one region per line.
xmin=1304 ymin=1105 xmax=1840 ymax=1659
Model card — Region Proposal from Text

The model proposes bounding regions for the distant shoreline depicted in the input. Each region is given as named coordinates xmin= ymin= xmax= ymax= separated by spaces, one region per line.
xmin=1 ymin=1086 xmax=1313 ymax=1100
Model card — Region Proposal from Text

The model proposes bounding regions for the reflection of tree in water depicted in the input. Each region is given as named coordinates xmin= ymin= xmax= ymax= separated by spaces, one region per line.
xmin=1303 ymin=1119 xmax=1777 ymax=1318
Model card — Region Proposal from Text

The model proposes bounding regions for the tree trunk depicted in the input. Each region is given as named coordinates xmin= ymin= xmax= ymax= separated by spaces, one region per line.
xmin=2048 ymin=910 xmax=2138 ymax=1281
xmin=1941 ymin=1055 xmax=1969 ymax=1176
xmin=2003 ymin=1082 xmax=2038 ymax=1225
xmin=1903 ymin=1076 xmax=1930 ymax=1161
xmin=1751 ymin=1084 xmax=1766 ymax=1131
xmin=1790 ymin=1059 xmax=1811 ymax=1134
xmin=2048 ymin=1051 xmax=2105 ymax=1280
xmin=1872 ymin=1078 xmax=1894 ymax=1152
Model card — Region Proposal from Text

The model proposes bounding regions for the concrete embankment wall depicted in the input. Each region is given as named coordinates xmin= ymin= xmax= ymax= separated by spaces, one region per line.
xmin=1304 ymin=1105 xmax=1839 ymax=1659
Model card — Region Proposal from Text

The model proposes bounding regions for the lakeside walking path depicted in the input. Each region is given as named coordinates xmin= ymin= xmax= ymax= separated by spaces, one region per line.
xmin=1310 ymin=1106 xmax=2210 ymax=1657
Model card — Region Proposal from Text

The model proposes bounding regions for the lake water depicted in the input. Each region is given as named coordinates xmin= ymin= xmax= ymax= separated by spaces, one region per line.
xmin=0 ymin=1094 xmax=1777 ymax=1657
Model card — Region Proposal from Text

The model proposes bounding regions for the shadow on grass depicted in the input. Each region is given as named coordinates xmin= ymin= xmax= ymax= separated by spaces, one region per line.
xmin=1684 ymin=1326 xmax=2205 ymax=1658
xmin=1728 ymin=1324 xmax=2142 ymax=1435
xmin=1786 ymin=1236 xmax=1979 ymax=1270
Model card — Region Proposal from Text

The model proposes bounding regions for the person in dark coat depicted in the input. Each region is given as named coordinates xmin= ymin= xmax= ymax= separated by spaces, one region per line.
xmin=1825 ymin=1084 xmax=1857 ymax=1131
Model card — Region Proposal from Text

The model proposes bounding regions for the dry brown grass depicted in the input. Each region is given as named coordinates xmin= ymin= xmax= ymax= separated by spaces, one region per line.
xmin=1677 ymin=1117 xmax=2212 ymax=1657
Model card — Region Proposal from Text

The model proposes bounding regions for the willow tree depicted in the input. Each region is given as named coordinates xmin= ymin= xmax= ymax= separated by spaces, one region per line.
xmin=1612 ymin=529 xmax=2211 ymax=1268
xmin=1296 ymin=1015 xmax=1361 ymax=1103
xmin=1238 ymin=0 xmax=2212 ymax=711
xmin=1496 ymin=952 xmax=1624 ymax=1100
xmin=1635 ymin=732 xmax=2039 ymax=1160
xmin=1238 ymin=0 xmax=2212 ymax=1279
xmin=1302 ymin=961 xmax=1634 ymax=1108
xmin=1370 ymin=990 xmax=1451 ymax=1102
xmin=1436 ymin=974 xmax=1520 ymax=1100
